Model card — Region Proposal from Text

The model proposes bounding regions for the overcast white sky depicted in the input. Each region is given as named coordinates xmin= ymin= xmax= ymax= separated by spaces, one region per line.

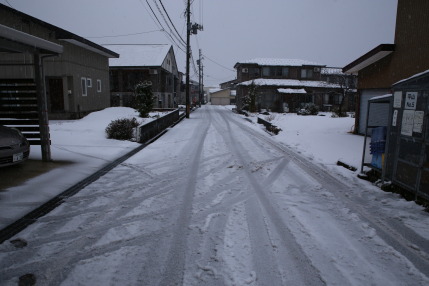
xmin=1 ymin=0 xmax=398 ymax=86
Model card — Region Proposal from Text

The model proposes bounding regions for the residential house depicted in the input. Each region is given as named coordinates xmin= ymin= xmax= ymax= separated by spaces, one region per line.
xmin=210 ymin=88 xmax=236 ymax=106
xmin=107 ymin=44 xmax=181 ymax=109
xmin=321 ymin=67 xmax=357 ymax=112
xmin=343 ymin=0 xmax=429 ymax=134
xmin=220 ymin=79 xmax=237 ymax=90
xmin=204 ymin=86 xmax=218 ymax=104
xmin=0 ymin=4 xmax=119 ymax=119
xmin=234 ymin=58 xmax=342 ymax=112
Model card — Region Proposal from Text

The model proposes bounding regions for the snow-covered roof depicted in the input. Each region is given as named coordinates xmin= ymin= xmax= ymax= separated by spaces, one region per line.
xmin=393 ymin=69 xmax=429 ymax=86
xmin=236 ymin=58 xmax=324 ymax=67
xmin=209 ymin=88 xmax=222 ymax=93
xmin=238 ymin=78 xmax=341 ymax=89
xmin=321 ymin=67 xmax=345 ymax=75
xmin=105 ymin=44 xmax=171 ymax=67
xmin=370 ymin=94 xmax=392 ymax=101
xmin=278 ymin=88 xmax=307 ymax=94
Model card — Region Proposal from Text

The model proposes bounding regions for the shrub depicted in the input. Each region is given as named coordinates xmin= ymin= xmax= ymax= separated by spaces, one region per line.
xmin=297 ymin=103 xmax=319 ymax=115
xmin=265 ymin=114 xmax=276 ymax=122
xmin=134 ymin=81 xmax=155 ymax=118
xmin=105 ymin=117 xmax=139 ymax=140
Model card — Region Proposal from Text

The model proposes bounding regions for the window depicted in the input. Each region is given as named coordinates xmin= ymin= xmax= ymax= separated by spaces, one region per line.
xmin=301 ymin=69 xmax=313 ymax=79
xmin=81 ymin=77 xmax=87 ymax=96
xmin=263 ymin=67 xmax=288 ymax=77
xmin=87 ymin=78 xmax=92 ymax=88
xmin=97 ymin=79 xmax=102 ymax=93
xmin=262 ymin=67 xmax=270 ymax=76
xmin=282 ymin=67 xmax=289 ymax=77
xmin=249 ymin=68 xmax=260 ymax=76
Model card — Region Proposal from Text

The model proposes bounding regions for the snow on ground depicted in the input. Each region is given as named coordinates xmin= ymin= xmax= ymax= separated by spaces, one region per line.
xmin=0 ymin=107 xmax=169 ymax=228
xmin=0 ymin=105 xmax=428 ymax=285
xmin=0 ymin=106 xmax=425 ymax=233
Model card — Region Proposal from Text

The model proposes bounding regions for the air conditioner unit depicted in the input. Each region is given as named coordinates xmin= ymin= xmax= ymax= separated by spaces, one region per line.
xmin=242 ymin=68 xmax=248 ymax=73
xmin=150 ymin=69 xmax=158 ymax=75
xmin=314 ymin=67 xmax=321 ymax=72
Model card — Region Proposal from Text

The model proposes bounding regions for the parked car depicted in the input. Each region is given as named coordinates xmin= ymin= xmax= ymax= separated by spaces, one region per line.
xmin=0 ymin=125 xmax=30 ymax=167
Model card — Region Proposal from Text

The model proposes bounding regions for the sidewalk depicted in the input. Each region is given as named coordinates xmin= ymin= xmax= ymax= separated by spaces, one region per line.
xmin=0 ymin=107 xmax=142 ymax=230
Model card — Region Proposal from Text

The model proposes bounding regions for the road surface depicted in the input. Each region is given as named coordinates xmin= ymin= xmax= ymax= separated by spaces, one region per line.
xmin=1 ymin=106 xmax=428 ymax=285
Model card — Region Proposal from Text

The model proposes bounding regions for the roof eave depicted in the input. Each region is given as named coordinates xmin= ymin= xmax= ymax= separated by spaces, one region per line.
xmin=59 ymin=38 xmax=119 ymax=58
xmin=0 ymin=23 xmax=63 ymax=54
xmin=343 ymin=44 xmax=395 ymax=74
xmin=0 ymin=4 xmax=118 ymax=58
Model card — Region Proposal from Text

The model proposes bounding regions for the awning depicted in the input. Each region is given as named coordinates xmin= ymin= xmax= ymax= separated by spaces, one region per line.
xmin=0 ymin=23 xmax=63 ymax=54
xmin=343 ymin=44 xmax=395 ymax=74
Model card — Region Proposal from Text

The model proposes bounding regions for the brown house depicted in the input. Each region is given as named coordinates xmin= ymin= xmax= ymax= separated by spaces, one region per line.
xmin=234 ymin=58 xmax=342 ymax=112
xmin=107 ymin=44 xmax=181 ymax=109
xmin=343 ymin=0 xmax=429 ymax=134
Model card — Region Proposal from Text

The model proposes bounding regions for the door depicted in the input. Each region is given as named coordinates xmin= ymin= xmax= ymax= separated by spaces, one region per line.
xmin=47 ymin=78 xmax=64 ymax=112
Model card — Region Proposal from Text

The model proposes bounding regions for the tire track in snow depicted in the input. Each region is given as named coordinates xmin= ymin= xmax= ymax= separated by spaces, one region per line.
xmin=211 ymin=108 xmax=325 ymax=285
xmin=227 ymin=110 xmax=429 ymax=280
xmin=159 ymin=110 xmax=212 ymax=286
xmin=222 ymin=108 xmax=429 ymax=283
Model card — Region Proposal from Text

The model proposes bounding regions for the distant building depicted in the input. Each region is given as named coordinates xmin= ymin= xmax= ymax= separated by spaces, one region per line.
xmin=107 ymin=44 xmax=181 ymax=109
xmin=234 ymin=58 xmax=342 ymax=112
xmin=343 ymin=0 xmax=429 ymax=134
xmin=210 ymin=88 xmax=236 ymax=105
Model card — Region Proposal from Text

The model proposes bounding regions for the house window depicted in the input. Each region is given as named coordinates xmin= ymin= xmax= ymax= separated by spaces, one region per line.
xmin=249 ymin=68 xmax=260 ymax=76
xmin=262 ymin=67 xmax=270 ymax=76
xmin=97 ymin=79 xmax=102 ymax=92
xmin=324 ymin=94 xmax=329 ymax=104
xmin=301 ymin=69 xmax=313 ymax=79
xmin=282 ymin=67 xmax=289 ymax=77
xmin=81 ymin=77 xmax=87 ymax=96
xmin=87 ymin=78 xmax=92 ymax=88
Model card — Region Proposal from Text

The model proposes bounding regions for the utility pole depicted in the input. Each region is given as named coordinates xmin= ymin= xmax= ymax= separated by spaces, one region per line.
xmin=185 ymin=0 xmax=203 ymax=118
xmin=185 ymin=0 xmax=191 ymax=118
xmin=197 ymin=49 xmax=202 ymax=107
xmin=201 ymin=60 xmax=204 ymax=105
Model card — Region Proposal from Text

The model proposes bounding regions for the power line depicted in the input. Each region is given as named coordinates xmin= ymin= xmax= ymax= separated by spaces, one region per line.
xmin=140 ymin=0 xmax=186 ymax=53
xmin=85 ymin=29 xmax=163 ymax=39
xmin=158 ymin=0 xmax=186 ymax=45
xmin=203 ymin=54 xmax=235 ymax=72
xmin=5 ymin=0 xmax=13 ymax=8
xmin=152 ymin=0 xmax=186 ymax=48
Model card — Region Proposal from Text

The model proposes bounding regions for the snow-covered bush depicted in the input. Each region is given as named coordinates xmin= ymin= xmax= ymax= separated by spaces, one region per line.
xmin=105 ymin=117 xmax=139 ymax=140
xmin=265 ymin=114 xmax=277 ymax=122
xmin=297 ymin=103 xmax=319 ymax=115
xmin=134 ymin=81 xmax=155 ymax=118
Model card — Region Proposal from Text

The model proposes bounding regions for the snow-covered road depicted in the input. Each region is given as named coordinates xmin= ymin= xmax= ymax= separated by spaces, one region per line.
xmin=1 ymin=106 xmax=428 ymax=285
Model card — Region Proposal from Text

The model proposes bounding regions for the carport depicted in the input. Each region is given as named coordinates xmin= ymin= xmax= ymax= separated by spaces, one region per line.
xmin=0 ymin=24 xmax=63 ymax=161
